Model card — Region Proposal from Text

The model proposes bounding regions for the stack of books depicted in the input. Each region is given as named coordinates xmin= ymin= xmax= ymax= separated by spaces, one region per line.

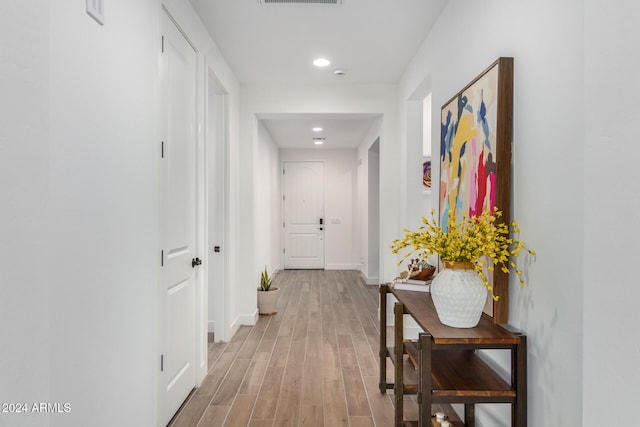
xmin=392 ymin=278 xmax=432 ymax=292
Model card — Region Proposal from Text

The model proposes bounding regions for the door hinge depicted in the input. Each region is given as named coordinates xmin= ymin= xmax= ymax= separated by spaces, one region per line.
xmin=282 ymin=195 xmax=285 ymax=201
xmin=417 ymin=392 xmax=422 ymax=404
xmin=161 ymin=250 xmax=164 ymax=267
xmin=283 ymin=221 xmax=285 ymax=228
xmin=161 ymin=141 xmax=164 ymax=158
xmin=282 ymin=169 xmax=285 ymax=175
xmin=161 ymin=35 xmax=164 ymax=53
xmin=283 ymin=248 xmax=285 ymax=254
xmin=160 ymin=354 xmax=164 ymax=372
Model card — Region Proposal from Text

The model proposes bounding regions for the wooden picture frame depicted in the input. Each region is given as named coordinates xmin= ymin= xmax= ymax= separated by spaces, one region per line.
xmin=439 ymin=57 xmax=514 ymax=323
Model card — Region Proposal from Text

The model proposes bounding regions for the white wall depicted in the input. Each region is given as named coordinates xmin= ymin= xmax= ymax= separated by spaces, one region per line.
xmin=398 ymin=1 xmax=584 ymax=425
xmin=256 ymin=122 xmax=282 ymax=276
xmin=356 ymin=122 xmax=383 ymax=283
xmin=367 ymin=142 xmax=381 ymax=282
xmin=47 ymin=1 xmax=159 ymax=426
xmin=280 ymin=149 xmax=359 ymax=270
xmin=583 ymin=2 xmax=640 ymax=425
xmin=1 ymin=1 xmax=242 ymax=426
xmin=0 ymin=3 xmax=51 ymax=426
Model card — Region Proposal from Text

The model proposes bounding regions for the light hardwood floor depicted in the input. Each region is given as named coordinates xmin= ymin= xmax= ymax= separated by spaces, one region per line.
xmin=167 ymin=269 xmax=410 ymax=427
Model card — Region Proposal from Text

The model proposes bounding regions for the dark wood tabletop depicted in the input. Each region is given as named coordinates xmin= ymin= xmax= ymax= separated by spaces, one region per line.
xmin=389 ymin=287 xmax=521 ymax=345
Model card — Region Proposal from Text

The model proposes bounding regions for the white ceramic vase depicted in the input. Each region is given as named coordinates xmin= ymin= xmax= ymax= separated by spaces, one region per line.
xmin=257 ymin=287 xmax=280 ymax=315
xmin=430 ymin=261 xmax=487 ymax=328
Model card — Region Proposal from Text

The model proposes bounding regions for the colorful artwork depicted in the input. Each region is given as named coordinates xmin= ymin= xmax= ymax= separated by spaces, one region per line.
xmin=422 ymin=158 xmax=432 ymax=188
xmin=439 ymin=57 xmax=514 ymax=323
xmin=439 ymin=57 xmax=513 ymax=227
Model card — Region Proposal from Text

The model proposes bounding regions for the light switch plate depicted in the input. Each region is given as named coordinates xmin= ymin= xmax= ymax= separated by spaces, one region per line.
xmin=86 ymin=0 xmax=105 ymax=25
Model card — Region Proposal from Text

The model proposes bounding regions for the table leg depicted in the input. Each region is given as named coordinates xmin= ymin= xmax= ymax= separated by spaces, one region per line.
xmin=379 ymin=285 xmax=388 ymax=394
xmin=418 ymin=332 xmax=432 ymax=427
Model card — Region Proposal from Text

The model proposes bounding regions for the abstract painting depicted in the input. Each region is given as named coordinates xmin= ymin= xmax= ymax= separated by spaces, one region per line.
xmin=439 ymin=57 xmax=513 ymax=322
xmin=422 ymin=157 xmax=432 ymax=188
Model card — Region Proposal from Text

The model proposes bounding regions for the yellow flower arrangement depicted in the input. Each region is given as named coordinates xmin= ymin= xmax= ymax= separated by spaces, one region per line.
xmin=390 ymin=207 xmax=535 ymax=299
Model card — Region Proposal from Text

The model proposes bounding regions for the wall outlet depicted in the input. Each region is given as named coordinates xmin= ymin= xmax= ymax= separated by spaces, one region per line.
xmin=86 ymin=0 xmax=105 ymax=25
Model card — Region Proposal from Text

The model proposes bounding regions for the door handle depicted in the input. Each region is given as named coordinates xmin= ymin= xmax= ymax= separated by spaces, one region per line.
xmin=192 ymin=257 xmax=202 ymax=268
xmin=319 ymin=227 xmax=323 ymax=231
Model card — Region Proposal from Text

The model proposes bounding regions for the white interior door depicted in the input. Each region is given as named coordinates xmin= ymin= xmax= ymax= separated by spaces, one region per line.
xmin=158 ymin=10 xmax=197 ymax=426
xmin=283 ymin=161 xmax=325 ymax=269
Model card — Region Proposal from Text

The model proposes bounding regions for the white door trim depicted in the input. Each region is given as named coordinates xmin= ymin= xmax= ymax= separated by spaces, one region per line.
xmin=194 ymin=44 xmax=208 ymax=385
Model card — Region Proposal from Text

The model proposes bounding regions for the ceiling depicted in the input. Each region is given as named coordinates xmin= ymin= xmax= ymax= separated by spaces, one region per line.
xmin=188 ymin=0 xmax=447 ymax=149
xmin=258 ymin=113 xmax=381 ymax=149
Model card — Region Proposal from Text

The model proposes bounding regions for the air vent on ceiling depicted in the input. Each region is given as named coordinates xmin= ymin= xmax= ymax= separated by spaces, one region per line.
xmin=260 ymin=0 xmax=342 ymax=5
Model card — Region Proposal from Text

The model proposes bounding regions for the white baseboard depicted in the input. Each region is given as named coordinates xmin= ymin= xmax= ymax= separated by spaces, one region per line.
xmin=225 ymin=311 xmax=260 ymax=342
xmin=325 ymin=263 xmax=359 ymax=270
xmin=230 ymin=310 xmax=259 ymax=330
xmin=359 ymin=270 xmax=379 ymax=285
xmin=248 ymin=309 xmax=259 ymax=324
xmin=228 ymin=319 xmax=240 ymax=340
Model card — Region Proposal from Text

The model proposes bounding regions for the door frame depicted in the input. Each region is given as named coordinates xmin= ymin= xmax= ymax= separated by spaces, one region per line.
xmin=194 ymin=37 xmax=207 ymax=385
xmin=205 ymin=65 xmax=231 ymax=342
xmin=156 ymin=5 xmax=207 ymax=425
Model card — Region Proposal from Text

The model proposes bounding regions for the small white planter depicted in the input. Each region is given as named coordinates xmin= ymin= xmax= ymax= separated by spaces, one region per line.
xmin=430 ymin=262 xmax=487 ymax=328
xmin=257 ymin=288 xmax=280 ymax=315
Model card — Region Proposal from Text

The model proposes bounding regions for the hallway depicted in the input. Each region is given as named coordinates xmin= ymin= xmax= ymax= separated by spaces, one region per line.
xmin=167 ymin=270 xmax=403 ymax=427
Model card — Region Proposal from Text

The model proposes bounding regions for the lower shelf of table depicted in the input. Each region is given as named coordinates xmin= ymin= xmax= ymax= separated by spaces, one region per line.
xmin=430 ymin=349 xmax=515 ymax=401
xmin=386 ymin=344 xmax=515 ymax=402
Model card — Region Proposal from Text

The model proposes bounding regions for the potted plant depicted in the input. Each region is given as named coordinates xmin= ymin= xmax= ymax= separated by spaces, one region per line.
xmin=390 ymin=208 xmax=534 ymax=327
xmin=257 ymin=266 xmax=280 ymax=315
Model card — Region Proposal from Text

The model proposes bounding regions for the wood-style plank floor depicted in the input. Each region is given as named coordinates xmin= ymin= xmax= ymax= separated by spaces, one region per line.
xmin=167 ymin=269 xmax=411 ymax=427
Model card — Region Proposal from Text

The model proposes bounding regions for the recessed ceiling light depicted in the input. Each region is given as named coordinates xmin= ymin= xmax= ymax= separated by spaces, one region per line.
xmin=312 ymin=127 xmax=323 ymax=132
xmin=314 ymin=140 xmax=324 ymax=145
xmin=313 ymin=58 xmax=330 ymax=67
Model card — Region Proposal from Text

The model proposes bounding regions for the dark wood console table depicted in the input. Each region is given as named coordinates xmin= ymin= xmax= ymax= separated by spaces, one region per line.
xmin=379 ymin=284 xmax=527 ymax=426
